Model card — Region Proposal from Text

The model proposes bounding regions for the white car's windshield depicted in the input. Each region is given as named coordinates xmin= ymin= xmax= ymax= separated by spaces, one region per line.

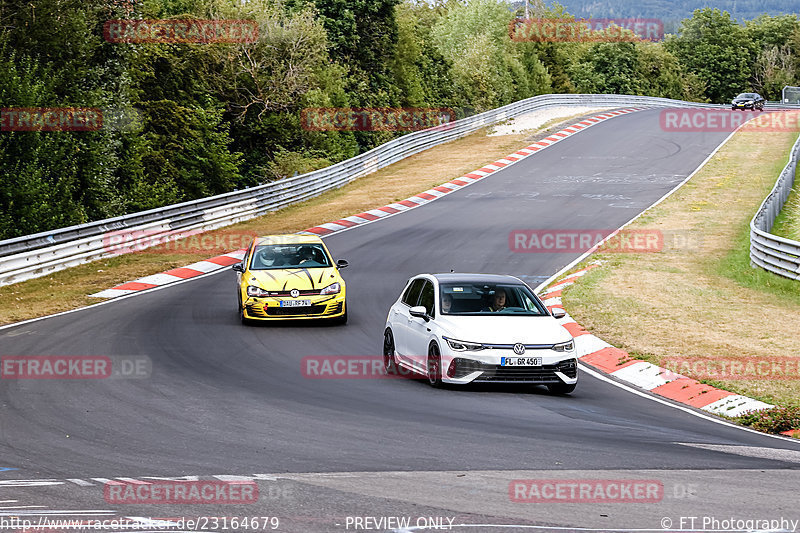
xmin=440 ymin=282 xmax=548 ymax=316
xmin=250 ymin=243 xmax=332 ymax=270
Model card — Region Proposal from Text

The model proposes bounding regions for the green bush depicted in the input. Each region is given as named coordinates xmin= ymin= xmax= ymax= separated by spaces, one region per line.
xmin=265 ymin=148 xmax=332 ymax=181
xmin=736 ymin=406 xmax=800 ymax=433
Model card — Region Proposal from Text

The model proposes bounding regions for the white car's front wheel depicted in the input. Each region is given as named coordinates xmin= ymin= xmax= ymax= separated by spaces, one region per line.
xmin=427 ymin=343 xmax=443 ymax=388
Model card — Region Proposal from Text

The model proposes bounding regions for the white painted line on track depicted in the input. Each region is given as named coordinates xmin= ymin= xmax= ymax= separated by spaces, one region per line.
xmin=0 ymin=510 xmax=116 ymax=516
xmin=91 ymin=477 xmax=120 ymax=484
xmin=0 ymin=505 xmax=46 ymax=509
xmin=66 ymin=478 xmax=94 ymax=486
xmin=676 ymin=443 xmax=800 ymax=463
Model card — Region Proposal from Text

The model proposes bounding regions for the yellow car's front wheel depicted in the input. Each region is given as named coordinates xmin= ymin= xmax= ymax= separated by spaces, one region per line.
xmin=238 ymin=291 xmax=255 ymax=326
xmin=330 ymin=304 xmax=347 ymax=325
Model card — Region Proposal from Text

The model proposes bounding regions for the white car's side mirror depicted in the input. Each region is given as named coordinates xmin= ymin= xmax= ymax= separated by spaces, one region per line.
xmin=551 ymin=308 xmax=566 ymax=319
xmin=409 ymin=306 xmax=429 ymax=321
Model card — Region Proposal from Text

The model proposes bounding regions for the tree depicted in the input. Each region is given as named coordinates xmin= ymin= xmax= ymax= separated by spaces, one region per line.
xmin=746 ymin=15 xmax=800 ymax=100
xmin=665 ymin=9 xmax=755 ymax=103
xmin=745 ymin=14 xmax=799 ymax=50
xmin=752 ymin=46 xmax=796 ymax=100
xmin=312 ymin=0 xmax=402 ymax=106
xmin=569 ymin=42 xmax=643 ymax=95
xmin=433 ymin=0 xmax=550 ymax=111
xmin=209 ymin=0 xmax=330 ymax=119
xmin=637 ymin=42 xmax=706 ymax=100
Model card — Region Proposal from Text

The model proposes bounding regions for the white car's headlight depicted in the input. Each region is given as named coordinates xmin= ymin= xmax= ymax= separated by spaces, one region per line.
xmin=247 ymin=285 xmax=269 ymax=297
xmin=553 ymin=340 xmax=575 ymax=352
xmin=320 ymin=282 xmax=341 ymax=295
xmin=444 ymin=337 xmax=484 ymax=351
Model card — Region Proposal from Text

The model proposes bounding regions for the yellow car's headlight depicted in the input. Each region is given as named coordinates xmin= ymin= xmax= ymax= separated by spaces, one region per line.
xmin=320 ymin=282 xmax=341 ymax=295
xmin=246 ymin=285 xmax=269 ymax=297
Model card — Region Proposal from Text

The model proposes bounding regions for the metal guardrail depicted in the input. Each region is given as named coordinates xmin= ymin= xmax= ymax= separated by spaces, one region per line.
xmin=750 ymin=133 xmax=800 ymax=280
xmin=0 ymin=94 xmax=725 ymax=286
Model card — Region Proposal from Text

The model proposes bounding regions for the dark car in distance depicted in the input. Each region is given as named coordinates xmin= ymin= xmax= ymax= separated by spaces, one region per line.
xmin=731 ymin=92 xmax=765 ymax=111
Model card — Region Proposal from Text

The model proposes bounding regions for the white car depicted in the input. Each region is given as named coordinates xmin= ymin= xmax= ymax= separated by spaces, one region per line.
xmin=383 ymin=273 xmax=578 ymax=393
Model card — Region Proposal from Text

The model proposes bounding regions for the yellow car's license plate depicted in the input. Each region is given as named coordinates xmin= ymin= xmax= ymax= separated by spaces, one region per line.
xmin=280 ymin=300 xmax=311 ymax=307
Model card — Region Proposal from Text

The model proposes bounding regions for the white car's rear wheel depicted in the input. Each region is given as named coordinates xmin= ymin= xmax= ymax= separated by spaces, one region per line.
xmin=383 ymin=329 xmax=397 ymax=374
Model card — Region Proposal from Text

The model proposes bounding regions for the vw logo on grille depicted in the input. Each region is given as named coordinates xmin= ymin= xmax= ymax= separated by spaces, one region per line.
xmin=513 ymin=343 xmax=526 ymax=355
xmin=290 ymin=289 xmax=300 ymax=298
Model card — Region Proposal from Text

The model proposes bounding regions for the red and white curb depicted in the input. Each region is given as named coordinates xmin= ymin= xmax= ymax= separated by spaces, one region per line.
xmin=89 ymin=108 xmax=640 ymax=299
xmin=542 ymin=265 xmax=781 ymax=421
xmin=90 ymin=251 xmax=247 ymax=298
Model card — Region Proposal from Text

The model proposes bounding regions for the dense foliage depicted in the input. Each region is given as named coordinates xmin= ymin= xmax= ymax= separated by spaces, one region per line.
xmin=1 ymin=0 xmax=798 ymax=239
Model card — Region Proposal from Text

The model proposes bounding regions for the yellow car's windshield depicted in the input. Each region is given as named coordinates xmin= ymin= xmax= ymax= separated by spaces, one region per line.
xmin=250 ymin=243 xmax=332 ymax=270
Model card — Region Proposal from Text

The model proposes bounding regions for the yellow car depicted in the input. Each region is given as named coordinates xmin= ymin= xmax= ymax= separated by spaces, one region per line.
xmin=232 ymin=234 xmax=348 ymax=324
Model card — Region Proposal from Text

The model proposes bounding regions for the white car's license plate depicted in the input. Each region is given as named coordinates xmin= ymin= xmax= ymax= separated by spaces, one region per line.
xmin=280 ymin=300 xmax=311 ymax=307
xmin=501 ymin=357 xmax=542 ymax=366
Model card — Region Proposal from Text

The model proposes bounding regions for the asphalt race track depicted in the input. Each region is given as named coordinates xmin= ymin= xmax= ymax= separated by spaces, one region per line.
xmin=2 ymin=108 xmax=799 ymax=532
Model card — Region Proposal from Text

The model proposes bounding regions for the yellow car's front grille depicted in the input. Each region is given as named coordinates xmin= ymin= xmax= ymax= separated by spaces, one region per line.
xmin=246 ymin=301 xmax=342 ymax=318
xmin=266 ymin=304 xmax=327 ymax=316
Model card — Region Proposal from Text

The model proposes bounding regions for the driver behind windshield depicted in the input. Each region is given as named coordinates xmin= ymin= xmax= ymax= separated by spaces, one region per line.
xmin=484 ymin=288 xmax=507 ymax=312
xmin=298 ymin=246 xmax=316 ymax=265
